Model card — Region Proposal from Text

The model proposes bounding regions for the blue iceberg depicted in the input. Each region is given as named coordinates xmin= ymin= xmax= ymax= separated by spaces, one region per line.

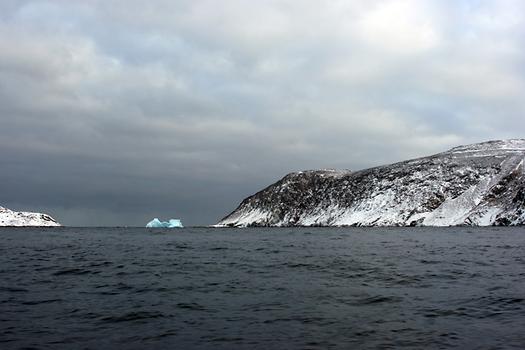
xmin=146 ymin=218 xmax=184 ymax=228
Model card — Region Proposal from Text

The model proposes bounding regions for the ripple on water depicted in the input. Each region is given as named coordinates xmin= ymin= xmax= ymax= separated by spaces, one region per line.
xmin=52 ymin=268 xmax=92 ymax=276
xmin=100 ymin=311 xmax=167 ymax=323
xmin=21 ymin=299 xmax=62 ymax=306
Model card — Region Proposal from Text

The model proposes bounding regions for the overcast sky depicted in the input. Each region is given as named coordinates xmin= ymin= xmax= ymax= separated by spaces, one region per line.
xmin=1 ymin=0 xmax=525 ymax=226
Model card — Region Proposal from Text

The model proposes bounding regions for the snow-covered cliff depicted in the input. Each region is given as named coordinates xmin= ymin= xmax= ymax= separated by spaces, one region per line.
xmin=217 ymin=139 xmax=525 ymax=227
xmin=0 ymin=206 xmax=61 ymax=227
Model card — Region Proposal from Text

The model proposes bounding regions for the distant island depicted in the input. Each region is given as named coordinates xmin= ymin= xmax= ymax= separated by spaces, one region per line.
xmin=0 ymin=206 xmax=60 ymax=227
xmin=217 ymin=139 xmax=525 ymax=227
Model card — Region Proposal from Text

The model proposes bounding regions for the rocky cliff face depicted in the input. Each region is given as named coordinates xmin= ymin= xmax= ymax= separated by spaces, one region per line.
xmin=217 ymin=139 xmax=525 ymax=227
xmin=0 ymin=206 xmax=61 ymax=227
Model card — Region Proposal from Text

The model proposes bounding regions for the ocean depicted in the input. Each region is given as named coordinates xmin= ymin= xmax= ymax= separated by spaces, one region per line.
xmin=1 ymin=227 xmax=524 ymax=349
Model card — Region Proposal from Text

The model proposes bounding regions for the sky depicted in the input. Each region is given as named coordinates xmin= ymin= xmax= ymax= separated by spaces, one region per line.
xmin=1 ymin=0 xmax=525 ymax=226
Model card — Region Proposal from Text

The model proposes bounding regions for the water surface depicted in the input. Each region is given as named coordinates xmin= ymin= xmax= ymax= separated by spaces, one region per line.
xmin=1 ymin=227 xmax=524 ymax=349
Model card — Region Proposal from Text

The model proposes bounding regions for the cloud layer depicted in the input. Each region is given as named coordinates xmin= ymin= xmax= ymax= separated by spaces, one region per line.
xmin=1 ymin=0 xmax=525 ymax=225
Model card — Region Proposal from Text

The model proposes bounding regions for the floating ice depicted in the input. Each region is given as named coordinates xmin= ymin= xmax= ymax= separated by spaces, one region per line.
xmin=146 ymin=218 xmax=183 ymax=228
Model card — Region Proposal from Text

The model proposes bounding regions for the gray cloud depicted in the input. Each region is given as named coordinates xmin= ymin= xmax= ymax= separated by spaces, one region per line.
xmin=1 ymin=0 xmax=525 ymax=226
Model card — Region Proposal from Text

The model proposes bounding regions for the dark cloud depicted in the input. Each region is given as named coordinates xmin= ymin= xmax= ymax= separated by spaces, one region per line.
xmin=1 ymin=0 xmax=525 ymax=226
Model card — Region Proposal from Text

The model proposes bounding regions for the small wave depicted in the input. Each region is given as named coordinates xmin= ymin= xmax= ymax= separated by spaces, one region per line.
xmin=354 ymin=295 xmax=403 ymax=305
xmin=492 ymin=297 xmax=524 ymax=305
xmin=0 ymin=286 xmax=28 ymax=293
xmin=21 ymin=299 xmax=62 ymax=305
xmin=52 ymin=268 xmax=91 ymax=276
xmin=165 ymin=242 xmax=193 ymax=250
xmin=422 ymin=308 xmax=468 ymax=318
xmin=141 ymin=331 xmax=178 ymax=341
xmin=419 ymin=259 xmax=440 ymax=264
xmin=205 ymin=336 xmax=244 ymax=342
xmin=88 ymin=261 xmax=113 ymax=267
xmin=100 ymin=311 xmax=166 ymax=323
xmin=176 ymin=302 xmax=205 ymax=311
xmin=464 ymin=295 xmax=525 ymax=309
xmin=263 ymin=316 xmax=327 ymax=325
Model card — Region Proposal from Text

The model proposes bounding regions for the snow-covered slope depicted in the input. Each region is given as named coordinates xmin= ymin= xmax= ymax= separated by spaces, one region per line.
xmin=217 ymin=139 xmax=525 ymax=227
xmin=0 ymin=206 xmax=61 ymax=227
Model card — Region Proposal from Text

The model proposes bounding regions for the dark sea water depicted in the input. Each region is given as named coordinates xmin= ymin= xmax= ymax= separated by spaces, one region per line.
xmin=1 ymin=227 xmax=524 ymax=349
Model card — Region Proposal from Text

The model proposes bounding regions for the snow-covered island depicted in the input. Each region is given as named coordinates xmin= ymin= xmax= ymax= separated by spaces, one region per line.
xmin=217 ymin=139 xmax=525 ymax=227
xmin=0 ymin=206 xmax=61 ymax=227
